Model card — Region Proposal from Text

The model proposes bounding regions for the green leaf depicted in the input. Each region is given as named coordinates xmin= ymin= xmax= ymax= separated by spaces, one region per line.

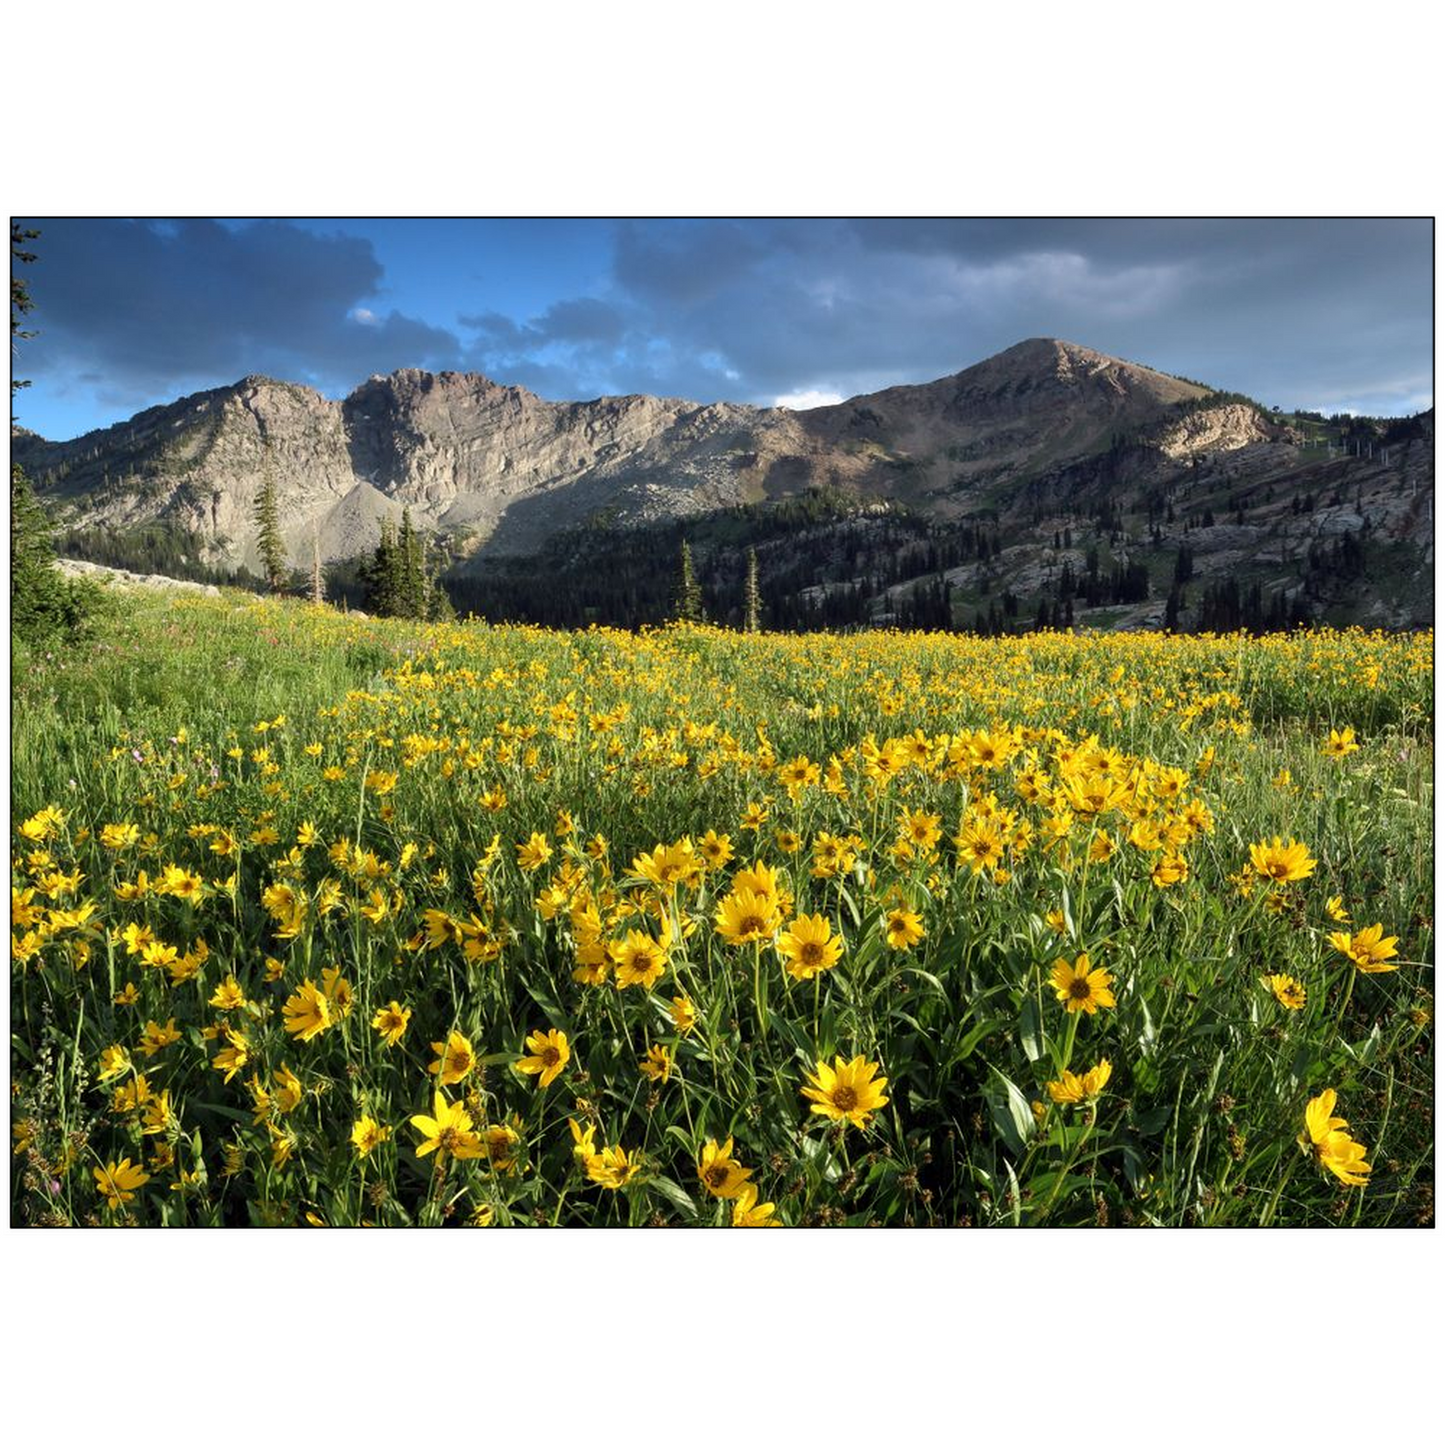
xmin=1290 ymin=1041 xmax=1317 ymax=1084
xmin=983 ymin=1065 xmax=1035 ymax=1154
xmin=949 ymin=1017 xmax=1000 ymax=1065
xmin=520 ymin=978 xmax=561 ymax=1016
xmin=798 ymin=1131 xmax=842 ymax=1182
xmin=1130 ymin=1104 xmax=1173 ymax=1137
xmin=191 ymin=1101 xmax=256 ymax=1126
xmin=1120 ymin=1145 xmax=1146 ymax=1194
xmin=648 ymin=1175 xmax=699 ymax=1222
xmin=1002 ymin=1158 xmax=1022 ymax=1226
xmin=1343 ymin=1022 xmax=1383 ymax=1064
xmin=900 ymin=966 xmax=947 ymax=997
xmin=1019 ymin=996 xmax=1044 ymax=1062
xmin=664 ymin=1124 xmax=698 ymax=1154
xmin=1137 ymin=994 xmax=1157 ymax=1056
xmin=1028 ymin=1169 xmax=1088 ymax=1209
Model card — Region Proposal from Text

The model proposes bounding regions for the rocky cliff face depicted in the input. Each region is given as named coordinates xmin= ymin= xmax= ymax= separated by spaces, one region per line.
xmin=19 ymin=367 xmax=805 ymax=566
xmin=337 ymin=370 xmax=811 ymax=555
xmin=21 ymin=377 xmax=357 ymax=574
xmin=1158 ymin=402 xmax=1283 ymax=459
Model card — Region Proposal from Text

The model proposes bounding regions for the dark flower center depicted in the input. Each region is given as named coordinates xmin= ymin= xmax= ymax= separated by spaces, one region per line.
xmin=832 ymin=1085 xmax=859 ymax=1112
xmin=1069 ymin=977 xmax=1093 ymax=1000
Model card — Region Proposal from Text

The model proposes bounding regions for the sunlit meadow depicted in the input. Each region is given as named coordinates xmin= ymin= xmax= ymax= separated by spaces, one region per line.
xmin=9 ymin=595 xmax=1433 ymax=1225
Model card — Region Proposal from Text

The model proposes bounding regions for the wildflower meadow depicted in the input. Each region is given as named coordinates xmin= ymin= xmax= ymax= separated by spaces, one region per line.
xmin=9 ymin=595 xmax=1433 ymax=1225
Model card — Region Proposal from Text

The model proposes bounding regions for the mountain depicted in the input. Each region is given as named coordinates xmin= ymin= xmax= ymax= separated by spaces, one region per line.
xmin=798 ymin=337 xmax=1216 ymax=485
xmin=9 ymin=339 xmax=1236 ymax=564
xmin=14 ymin=339 xmax=1433 ymax=631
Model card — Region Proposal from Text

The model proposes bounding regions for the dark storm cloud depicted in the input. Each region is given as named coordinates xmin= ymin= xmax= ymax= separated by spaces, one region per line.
xmin=460 ymin=297 xmax=625 ymax=349
xmin=464 ymin=218 xmax=1197 ymax=404
xmin=534 ymin=297 xmax=627 ymax=346
xmin=479 ymin=218 xmax=1431 ymax=415
xmin=20 ymin=219 xmax=462 ymax=427
xmin=20 ymin=218 xmax=1432 ymax=438
xmin=611 ymin=220 xmax=769 ymax=306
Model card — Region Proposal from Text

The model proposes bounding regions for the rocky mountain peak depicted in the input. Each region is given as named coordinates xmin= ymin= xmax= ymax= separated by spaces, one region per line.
xmin=352 ymin=367 xmax=530 ymax=404
xmin=959 ymin=337 xmax=1210 ymax=402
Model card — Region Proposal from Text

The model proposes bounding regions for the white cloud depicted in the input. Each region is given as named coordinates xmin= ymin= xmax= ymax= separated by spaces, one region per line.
xmin=350 ymin=306 xmax=378 ymax=325
xmin=773 ymin=388 xmax=845 ymax=410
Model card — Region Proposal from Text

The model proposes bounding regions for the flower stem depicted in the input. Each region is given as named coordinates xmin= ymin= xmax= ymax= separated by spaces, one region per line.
xmin=1060 ymin=1008 xmax=1081 ymax=1073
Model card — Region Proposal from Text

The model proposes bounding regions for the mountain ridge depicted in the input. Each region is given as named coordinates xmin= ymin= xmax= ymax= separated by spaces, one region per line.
xmin=7 ymin=336 xmax=1240 ymax=564
xmin=17 ymin=336 xmax=1207 ymax=448
xmin=13 ymin=338 xmax=1432 ymax=631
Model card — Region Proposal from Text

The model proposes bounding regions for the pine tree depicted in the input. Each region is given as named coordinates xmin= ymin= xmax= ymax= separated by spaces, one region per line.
xmin=12 ymin=223 xmax=39 ymax=417
xmin=363 ymin=519 xmax=400 ymax=616
xmin=673 ymin=540 xmax=705 ymax=623
xmin=1164 ymin=585 xmax=1183 ymax=632
xmin=398 ymin=509 xmax=426 ymax=618
xmin=254 ymin=474 xmax=287 ymax=593
xmin=11 ymin=464 xmax=84 ymax=643
xmin=419 ymin=529 xmax=455 ymax=620
xmin=428 ymin=574 xmax=456 ymax=621
xmin=742 ymin=547 xmax=761 ymax=633
xmin=361 ymin=509 xmax=446 ymax=620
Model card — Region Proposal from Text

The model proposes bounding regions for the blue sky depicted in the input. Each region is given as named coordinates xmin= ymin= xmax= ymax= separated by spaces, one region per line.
xmin=11 ymin=218 xmax=1434 ymax=440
